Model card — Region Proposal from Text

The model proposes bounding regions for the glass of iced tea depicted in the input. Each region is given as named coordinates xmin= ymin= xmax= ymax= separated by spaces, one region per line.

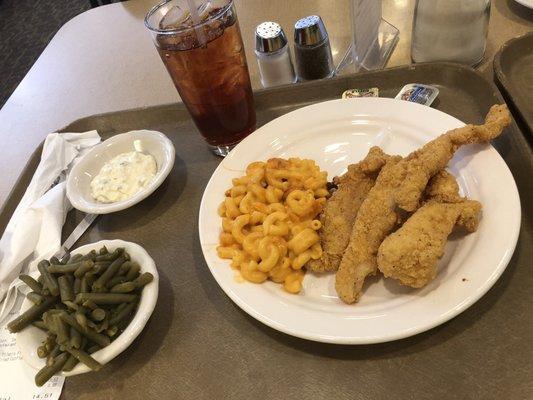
xmin=145 ymin=0 xmax=256 ymax=156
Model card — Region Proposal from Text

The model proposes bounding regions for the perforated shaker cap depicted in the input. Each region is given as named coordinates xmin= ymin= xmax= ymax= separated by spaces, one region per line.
xmin=255 ymin=21 xmax=288 ymax=53
xmin=294 ymin=15 xmax=328 ymax=46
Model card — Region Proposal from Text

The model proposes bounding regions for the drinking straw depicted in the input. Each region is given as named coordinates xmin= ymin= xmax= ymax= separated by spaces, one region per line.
xmin=186 ymin=0 xmax=207 ymax=45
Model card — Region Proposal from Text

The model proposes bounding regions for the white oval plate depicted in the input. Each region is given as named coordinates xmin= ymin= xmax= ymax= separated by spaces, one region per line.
xmin=198 ymin=98 xmax=520 ymax=344
xmin=67 ymin=130 xmax=175 ymax=214
xmin=17 ymin=240 xmax=159 ymax=375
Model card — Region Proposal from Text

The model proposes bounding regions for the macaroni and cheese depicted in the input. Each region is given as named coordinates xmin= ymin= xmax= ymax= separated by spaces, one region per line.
xmin=217 ymin=158 xmax=329 ymax=293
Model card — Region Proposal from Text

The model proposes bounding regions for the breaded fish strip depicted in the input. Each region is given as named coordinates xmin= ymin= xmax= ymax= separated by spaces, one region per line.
xmin=307 ymin=147 xmax=389 ymax=273
xmin=335 ymin=155 xmax=403 ymax=303
xmin=335 ymin=104 xmax=510 ymax=304
xmin=394 ymin=104 xmax=511 ymax=212
xmin=377 ymin=199 xmax=481 ymax=288
xmin=424 ymin=170 xmax=462 ymax=203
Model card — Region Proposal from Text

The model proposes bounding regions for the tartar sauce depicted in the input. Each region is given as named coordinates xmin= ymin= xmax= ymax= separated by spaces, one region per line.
xmin=90 ymin=148 xmax=157 ymax=203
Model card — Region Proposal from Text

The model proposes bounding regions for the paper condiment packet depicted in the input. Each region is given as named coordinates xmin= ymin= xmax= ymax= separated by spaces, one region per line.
xmin=342 ymin=88 xmax=379 ymax=98
xmin=395 ymin=83 xmax=439 ymax=106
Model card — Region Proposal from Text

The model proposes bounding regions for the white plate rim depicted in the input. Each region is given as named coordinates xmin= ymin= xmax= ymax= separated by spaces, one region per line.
xmin=198 ymin=98 xmax=521 ymax=344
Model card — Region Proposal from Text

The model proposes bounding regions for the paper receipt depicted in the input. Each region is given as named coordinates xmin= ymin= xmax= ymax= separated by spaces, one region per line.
xmin=0 ymin=297 xmax=64 ymax=399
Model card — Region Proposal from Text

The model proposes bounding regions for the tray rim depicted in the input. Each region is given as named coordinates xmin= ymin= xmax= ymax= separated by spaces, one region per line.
xmin=0 ymin=61 xmax=526 ymax=234
xmin=493 ymin=31 xmax=533 ymax=136
xmin=55 ymin=61 xmax=507 ymax=132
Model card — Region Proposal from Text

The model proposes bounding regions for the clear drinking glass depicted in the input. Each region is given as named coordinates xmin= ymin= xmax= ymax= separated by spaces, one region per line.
xmin=411 ymin=0 xmax=491 ymax=66
xmin=145 ymin=0 xmax=256 ymax=156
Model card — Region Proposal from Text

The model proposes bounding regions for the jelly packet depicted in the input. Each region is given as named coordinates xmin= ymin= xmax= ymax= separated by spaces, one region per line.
xmin=395 ymin=83 xmax=439 ymax=106
xmin=342 ymin=87 xmax=379 ymax=99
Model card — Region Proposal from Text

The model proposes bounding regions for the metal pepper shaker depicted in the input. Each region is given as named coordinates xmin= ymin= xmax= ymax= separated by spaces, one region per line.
xmin=293 ymin=15 xmax=334 ymax=81
xmin=255 ymin=21 xmax=296 ymax=87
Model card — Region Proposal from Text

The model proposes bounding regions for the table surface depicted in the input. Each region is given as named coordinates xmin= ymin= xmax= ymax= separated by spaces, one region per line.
xmin=0 ymin=0 xmax=532 ymax=211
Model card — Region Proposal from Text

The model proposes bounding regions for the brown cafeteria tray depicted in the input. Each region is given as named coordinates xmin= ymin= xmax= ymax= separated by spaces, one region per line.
xmin=1 ymin=63 xmax=532 ymax=400
xmin=494 ymin=32 xmax=533 ymax=137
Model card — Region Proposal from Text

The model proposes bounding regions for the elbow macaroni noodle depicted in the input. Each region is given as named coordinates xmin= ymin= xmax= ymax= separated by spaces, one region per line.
xmin=217 ymin=158 xmax=328 ymax=294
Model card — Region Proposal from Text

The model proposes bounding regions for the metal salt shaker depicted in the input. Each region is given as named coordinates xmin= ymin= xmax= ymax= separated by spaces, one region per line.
xmin=255 ymin=22 xmax=296 ymax=87
xmin=293 ymin=15 xmax=334 ymax=81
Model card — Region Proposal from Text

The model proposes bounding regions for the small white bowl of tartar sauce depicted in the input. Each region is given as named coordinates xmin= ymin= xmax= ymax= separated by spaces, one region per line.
xmin=67 ymin=130 xmax=175 ymax=214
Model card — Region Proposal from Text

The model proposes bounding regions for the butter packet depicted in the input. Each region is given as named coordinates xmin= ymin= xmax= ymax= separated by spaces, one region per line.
xmin=395 ymin=83 xmax=439 ymax=106
xmin=342 ymin=87 xmax=379 ymax=99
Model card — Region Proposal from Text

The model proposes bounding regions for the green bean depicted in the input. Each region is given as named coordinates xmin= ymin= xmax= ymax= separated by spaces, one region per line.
xmin=60 ymin=253 xmax=70 ymax=264
xmin=117 ymin=261 xmax=133 ymax=276
xmin=99 ymin=246 xmax=108 ymax=255
xmin=65 ymin=273 xmax=74 ymax=286
xmin=73 ymin=277 xmax=81 ymax=294
xmin=95 ymin=248 xmax=123 ymax=262
xmin=63 ymin=301 xmax=78 ymax=311
xmin=93 ymin=261 xmax=111 ymax=275
xmin=111 ymin=282 xmax=136 ymax=293
xmin=62 ymin=354 xmax=79 ymax=372
xmin=44 ymin=335 xmax=57 ymax=352
xmin=92 ymin=256 xmax=126 ymax=292
xmin=81 ymin=250 xmax=97 ymax=261
xmin=106 ymin=275 xmax=127 ymax=289
xmin=86 ymin=272 xmax=97 ymax=286
xmin=32 ymin=320 xmax=48 ymax=331
xmin=106 ymin=326 xmax=118 ymax=337
xmin=37 ymin=260 xmax=59 ymax=296
xmin=59 ymin=312 xmax=110 ymax=347
xmin=70 ymin=326 xmax=82 ymax=349
xmin=35 ymin=352 xmax=68 ymax=387
xmin=37 ymin=345 xmax=49 ymax=358
xmin=76 ymin=292 xmax=137 ymax=305
xmin=80 ymin=275 xmax=90 ymax=293
xmin=82 ymin=300 xmax=98 ymax=310
xmin=54 ymin=314 xmax=70 ymax=346
xmin=54 ymin=302 xmax=68 ymax=311
xmin=109 ymin=301 xmax=137 ymax=326
xmin=42 ymin=288 xmax=50 ymax=296
xmin=7 ymin=296 xmax=56 ymax=333
xmin=133 ymin=273 xmax=154 ymax=289
xmin=58 ymin=275 xmax=74 ymax=302
xmin=74 ymin=260 xmax=95 ymax=278
xmin=46 ymin=344 xmax=61 ymax=366
xmin=65 ymin=347 xmax=102 ymax=371
xmin=37 ymin=274 xmax=45 ymax=285
xmin=91 ymin=308 xmax=106 ymax=321
xmin=87 ymin=344 xmax=101 ymax=354
xmin=114 ymin=302 xmax=128 ymax=314
xmin=87 ymin=319 xmax=98 ymax=330
xmin=48 ymin=262 xmax=83 ymax=274
xmin=19 ymin=274 xmax=43 ymax=294
xmin=69 ymin=254 xmax=83 ymax=263
xmin=27 ymin=292 xmax=46 ymax=304
xmin=75 ymin=310 xmax=88 ymax=328
xmin=125 ymin=262 xmax=141 ymax=281
xmin=49 ymin=256 xmax=60 ymax=265
xmin=95 ymin=317 xmax=109 ymax=333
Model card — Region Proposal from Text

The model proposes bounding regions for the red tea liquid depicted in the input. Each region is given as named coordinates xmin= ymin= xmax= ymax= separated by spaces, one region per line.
xmin=156 ymin=7 xmax=256 ymax=148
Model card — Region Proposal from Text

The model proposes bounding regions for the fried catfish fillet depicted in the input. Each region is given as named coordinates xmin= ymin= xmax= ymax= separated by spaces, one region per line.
xmin=393 ymin=104 xmax=511 ymax=212
xmin=335 ymin=104 xmax=510 ymax=304
xmin=377 ymin=199 xmax=481 ymax=288
xmin=307 ymin=147 xmax=389 ymax=273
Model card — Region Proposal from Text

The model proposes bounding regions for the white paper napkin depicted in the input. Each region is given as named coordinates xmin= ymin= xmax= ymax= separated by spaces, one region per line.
xmin=0 ymin=130 xmax=100 ymax=397
xmin=0 ymin=130 xmax=100 ymax=322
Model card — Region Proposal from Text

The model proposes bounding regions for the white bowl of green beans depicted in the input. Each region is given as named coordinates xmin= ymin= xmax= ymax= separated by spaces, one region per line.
xmin=13 ymin=239 xmax=158 ymax=382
